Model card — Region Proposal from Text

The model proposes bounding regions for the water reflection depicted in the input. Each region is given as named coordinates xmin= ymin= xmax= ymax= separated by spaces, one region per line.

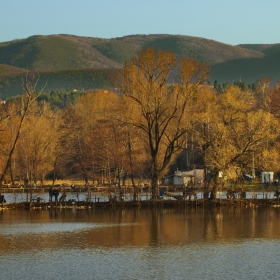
xmin=0 ymin=207 xmax=280 ymax=279
xmin=1 ymin=207 xmax=280 ymax=250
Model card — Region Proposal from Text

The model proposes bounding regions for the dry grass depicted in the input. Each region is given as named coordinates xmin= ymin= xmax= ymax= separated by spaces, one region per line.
xmin=39 ymin=178 xmax=151 ymax=187
xmin=41 ymin=179 xmax=86 ymax=186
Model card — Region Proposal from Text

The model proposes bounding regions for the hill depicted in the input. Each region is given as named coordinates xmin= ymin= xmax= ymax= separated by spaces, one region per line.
xmin=210 ymin=43 xmax=280 ymax=84
xmin=0 ymin=34 xmax=280 ymax=98
xmin=0 ymin=68 xmax=112 ymax=97
xmin=0 ymin=34 xmax=264 ymax=71
xmin=0 ymin=64 xmax=26 ymax=76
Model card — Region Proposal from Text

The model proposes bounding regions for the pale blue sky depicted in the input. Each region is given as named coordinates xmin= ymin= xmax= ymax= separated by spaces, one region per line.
xmin=1 ymin=0 xmax=280 ymax=45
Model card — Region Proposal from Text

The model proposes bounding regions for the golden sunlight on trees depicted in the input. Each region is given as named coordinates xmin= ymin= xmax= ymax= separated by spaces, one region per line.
xmin=3 ymin=54 xmax=280 ymax=198
xmin=255 ymin=77 xmax=272 ymax=112
xmin=0 ymin=97 xmax=59 ymax=185
xmin=112 ymin=47 xmax=209 ymax=199
xmin=269 ymin=80 xmax=280 ymax=119
xmin=193 ymin=86 xmax=279 ymax=199
xmin=58 ymin=105 xmax=89 ymax=182
xmin=76 ymin=90 xmax=123 ymax=184
xmin=0 ymin=102 xmax=18 ymax=183
xmin=68 ymin=90 xmax=149 ymax=187
xmin=16 ymin=109 xmax=59 ymax=184
xmin=119 ymin=97 xmax=150 ymax=194
xmin=0 ymin=71 xmax=46 ymax=186
xmin=58 ymin=90 xmax=130 ymax=184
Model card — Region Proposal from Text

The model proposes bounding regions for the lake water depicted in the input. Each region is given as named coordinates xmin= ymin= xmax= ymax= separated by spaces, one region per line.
xmin=0 ymin=206 xmax=280 ymax=280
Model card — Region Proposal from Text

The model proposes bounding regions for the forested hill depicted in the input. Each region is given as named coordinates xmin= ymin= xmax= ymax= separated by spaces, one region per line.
xmin=0 ymin=34 xmax=280 ymax=98
xmin=0 ymin=34 xmax=264 ymax=70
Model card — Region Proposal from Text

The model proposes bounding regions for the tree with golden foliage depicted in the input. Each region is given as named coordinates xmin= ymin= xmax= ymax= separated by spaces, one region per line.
xmin=0 ymin=71 xmax=46 ymax=186
xmin=193 ymin=86 xmax=279 ymax=198
xmin=16 ymin=107 xmax=59 ymax=185
xmin=269 ymin=80 xmax=280 ymax=119
xmin=112 ymin=47 xmax=209 ymax=199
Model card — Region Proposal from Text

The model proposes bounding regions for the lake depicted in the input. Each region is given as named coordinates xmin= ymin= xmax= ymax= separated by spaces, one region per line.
xmin=0 ymin=206 xmax=280 ymax=280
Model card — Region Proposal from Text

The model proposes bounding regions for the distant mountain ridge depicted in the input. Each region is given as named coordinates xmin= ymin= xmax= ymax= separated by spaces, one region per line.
xmin=0 ymin=34 xmax=280 ymax=98
xmin=0 ymin=34 xmax=265 ymax=70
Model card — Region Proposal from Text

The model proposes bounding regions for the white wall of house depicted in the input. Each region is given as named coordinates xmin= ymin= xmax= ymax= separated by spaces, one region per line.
xmin=162 ymin=169 xmax=204 ymax=186
xmin=261 ymin=172 xmax=274 ymax=183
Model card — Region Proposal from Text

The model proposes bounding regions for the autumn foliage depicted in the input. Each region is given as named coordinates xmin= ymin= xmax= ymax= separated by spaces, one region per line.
xmin=0 ymin=49 xmax=280 ymax=200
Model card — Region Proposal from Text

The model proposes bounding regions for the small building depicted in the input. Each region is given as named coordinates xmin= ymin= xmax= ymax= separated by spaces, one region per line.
xmin=173 ymin=173 xmax=194 ymax=186
xmin=261 ymin=172 xmax=274 ymax=183
xmin=162 ymin=169 xmax=205 ymax=186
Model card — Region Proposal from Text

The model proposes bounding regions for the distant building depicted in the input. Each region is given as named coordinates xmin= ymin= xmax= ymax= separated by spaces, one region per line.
xmin=162 ymin=169 xmax=205 ymax=186
xmin=261 ymin=172 xmax=274 ymax=183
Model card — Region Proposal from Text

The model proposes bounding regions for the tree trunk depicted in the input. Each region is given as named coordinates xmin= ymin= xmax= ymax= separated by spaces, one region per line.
xmin=151 ymin=173 xmax=159 ymax=200
xmin=210 ymin=172 xmax=219 ymax=200
xmin=151 ymin=155 xmax=161 ymax=200
xmin=9 ymin=160 xmax=15 ymax=185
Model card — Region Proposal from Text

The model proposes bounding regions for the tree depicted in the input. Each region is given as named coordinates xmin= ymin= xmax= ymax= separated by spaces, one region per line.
xmin=0 ymin=71 xmax=45 ymax=186
xmin=193 ymin=86 xmax=279 ymax=198
xmin=57 ymin=90 xmax=127 ymax=184
xmin=16 ymin=110 xmax=59 ymax=184
xmin=112 ymin=47 xmax=209 ymax=199
xmin=0 ymin=102 xmax=16 ymax=183
xmin=269 ymin=80 xmax=280 ymax=119
xmin=58 ymin=105 xmax=90 ymax=182
xmin=255 ymin=77 xmax=272 ymax=112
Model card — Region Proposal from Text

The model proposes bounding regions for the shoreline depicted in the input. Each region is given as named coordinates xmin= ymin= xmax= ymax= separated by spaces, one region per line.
xmin=1 ymin=197 xmax=280 ymax=210
xmin=1 ymin=184 xmax=280 ymax=210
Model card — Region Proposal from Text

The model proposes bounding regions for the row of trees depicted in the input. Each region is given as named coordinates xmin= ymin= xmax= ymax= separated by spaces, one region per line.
xmin=214 ymin=80 xmax=257 ymax=94
xmin=1 ymin=48 xmax=280 ymax=199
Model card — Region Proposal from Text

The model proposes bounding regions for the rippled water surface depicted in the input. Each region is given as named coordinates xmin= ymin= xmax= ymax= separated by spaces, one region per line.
xmin=1 ymin=207 xmax=280 ymax=280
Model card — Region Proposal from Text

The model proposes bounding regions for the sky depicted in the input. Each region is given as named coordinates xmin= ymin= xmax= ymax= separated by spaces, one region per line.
xmin=1 ymin=0 xmax=280 ymax=45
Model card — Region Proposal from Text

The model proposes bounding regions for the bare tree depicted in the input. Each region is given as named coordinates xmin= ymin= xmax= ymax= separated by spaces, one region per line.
xmin=255 ymin=77 xmax=272 ymax=112
xmin=0 ymin=70 xmax=45 ymax=186
xmin=112 ymin=47 xmax=209 ymax=199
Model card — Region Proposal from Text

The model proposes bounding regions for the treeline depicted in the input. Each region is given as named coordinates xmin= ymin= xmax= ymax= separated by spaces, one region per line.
xmin=38 ymin=90 xmax=84 ymax=109
xmin=1 ymin=79 xmax=280 ymax=185
xmin=4 ymin=79 xmax=264 ymax=110
xmin=214 ymin=80 xmax=257 ymax=94
xmin=1 ymin=48 xmax=280 ymax=200
xmin=0 ymin=89 xmax=149 ymax=186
